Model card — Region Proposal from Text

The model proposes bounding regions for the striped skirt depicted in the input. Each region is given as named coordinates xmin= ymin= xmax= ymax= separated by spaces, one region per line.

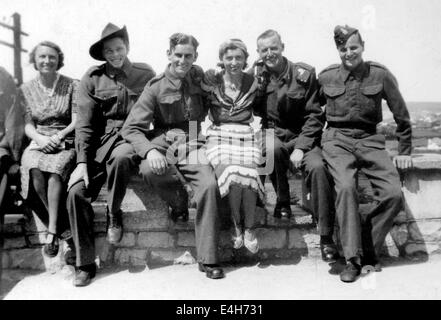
xmin=205 ymin=124 xmax=265 ymax=202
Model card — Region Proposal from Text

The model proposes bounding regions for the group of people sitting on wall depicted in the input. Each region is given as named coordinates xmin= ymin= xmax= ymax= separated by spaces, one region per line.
xmin=0 ymin=22 xmax=412 ymax=287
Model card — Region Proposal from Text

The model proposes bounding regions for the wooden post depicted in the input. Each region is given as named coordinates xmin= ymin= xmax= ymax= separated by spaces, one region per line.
xmin=12 ymin=13 xmax=23 ymax=85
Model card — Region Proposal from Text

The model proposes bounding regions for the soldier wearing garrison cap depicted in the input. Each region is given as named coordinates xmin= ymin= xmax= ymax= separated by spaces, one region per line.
xmin=250 ymin=29 xmax=339 ymax=263
xmin=318 ymin=25 xmax=412 ymax=283
xmin=66 ymin=23 xmax=155 ymax=287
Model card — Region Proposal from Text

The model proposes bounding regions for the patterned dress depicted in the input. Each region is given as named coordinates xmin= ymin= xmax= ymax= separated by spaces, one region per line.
xmin=20 ymin=74 xmax=78 ymax=198
xmin=203 ymin=71 xmax=265 ymax=203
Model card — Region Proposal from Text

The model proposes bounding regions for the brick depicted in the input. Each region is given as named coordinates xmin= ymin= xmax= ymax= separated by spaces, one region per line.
xmin=123 ymin=212 xmax=169 ymax=231
xmin=3 ymin=237 xmax=27 ymax=249
xmin=2 ymin=251 xmax=11 ymax=269
xmin=288 ymin=229 xmax=307 ymax=249
xmin=177 ymin=232 xmax=195 ymax=247
xmin=408 ymin=220 xmax=441 ymax=243
xmin=137 ymin=232 xmax=174 ymax=248
xmin=114 ymin=232 xmax=136 ymax=247
xmin=114 ymin=248 xmax=148 ymax=266
xmin=255 ymin=228 xmax=287 ymax=249
xmin=8 ymin=248 xmax=45 ymax=270
xmin=149 ymin=249 xmax=188 ymax=265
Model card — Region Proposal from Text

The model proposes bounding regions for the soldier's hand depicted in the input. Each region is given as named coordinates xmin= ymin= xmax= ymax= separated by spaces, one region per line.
xmin=147 ymin=149 xmax=168 ymax=175
xmin=68 ymin=163 xmax=89 ymax=190
xmin=290 ymin=149 xmax=305 ymax=169
xmin=393 ymin=155 xmax=412 ymax=170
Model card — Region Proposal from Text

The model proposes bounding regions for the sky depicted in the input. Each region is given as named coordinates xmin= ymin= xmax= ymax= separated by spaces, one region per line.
xmin=1 ymin=0 xmax=441 ymax=102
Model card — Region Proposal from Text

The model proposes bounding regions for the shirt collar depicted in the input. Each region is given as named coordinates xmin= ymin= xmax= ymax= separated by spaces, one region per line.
xmin=339 ymin=60 xmax=367 ymax=82
xmin=164 ymin=64 xmax=192 ymax=89
xmin=106 ymin=58 xmax=132 ymax=79
xmin=262 ymin=57 xmax=290 ymax=83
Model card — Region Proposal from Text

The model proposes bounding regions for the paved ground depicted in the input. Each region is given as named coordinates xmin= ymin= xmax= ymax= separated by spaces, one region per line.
xmin=2 ymin=255 xmax=441 ymax=300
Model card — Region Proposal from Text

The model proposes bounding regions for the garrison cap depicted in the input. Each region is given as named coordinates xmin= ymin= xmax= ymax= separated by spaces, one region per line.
xmin=333 ymin=25 xmax=359 ymax=47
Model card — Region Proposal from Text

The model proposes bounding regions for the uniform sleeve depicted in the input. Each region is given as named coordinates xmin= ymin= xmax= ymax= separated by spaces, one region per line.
xmin=121 ymin=84 xmax=157 ymax=159
xmin=75 ymin=73 xmax=99 ymax=164
xmin=295 ymin=69 xmax=326 ymax=151
xmin=70 ymin=80 xmax=79 ymax=115
xmin=383 ymin=70 xmax=412 ymax=155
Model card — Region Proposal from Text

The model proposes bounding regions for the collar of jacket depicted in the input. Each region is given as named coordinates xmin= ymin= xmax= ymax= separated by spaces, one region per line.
xmin=339 ymin=61 xmax=368 ymax=82
xmin=106 ymin=58 xmax=133 ymax=79
xmin=259 ymin=57 xmax=291 ymax=85
xmin=164 ymin=64 xmax=192 ymax=90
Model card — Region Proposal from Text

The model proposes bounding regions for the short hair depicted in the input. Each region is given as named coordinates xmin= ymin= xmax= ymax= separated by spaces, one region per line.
xmin=218 ymin=39 xmax=249 ymax=69
xmin=256 ymin=29 xmax=283 ymax=44
xmin=169 ymin=33 xmax=199 ymax=51
xmin=29 ymin=41 xmax=64 ymax=71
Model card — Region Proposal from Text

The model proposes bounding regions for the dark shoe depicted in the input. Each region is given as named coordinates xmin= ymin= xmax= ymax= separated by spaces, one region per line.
xmin=362 ymin=255 xmax=382 ymax=272
xmin=43 ymin=232 xmax=59 ymax=258
xmin=198 ymin=263 xmax=225 ymax=279
xmin=106 ymin=209 xmax=123 ymax=244
xmin=73 ymin=264 xmax=96 ymax=287
xmin=340 ymin=260 xmax=361 ymax=283
xmin=171 ymin=207 xmax=189 ymax=222
xmin=320 ymin=242 xmax=340 ymax=263
xmin=273 ymin=202 xmax=292 ymax=219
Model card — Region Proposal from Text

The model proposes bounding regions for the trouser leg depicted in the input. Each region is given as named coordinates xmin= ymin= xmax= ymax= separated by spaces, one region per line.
xmin=106 ymin=142 xmax=138 ymax=215
xmin=66 ymin=178 xmax=102 ymax=267
xmin=322 ymin=136 xmax=362 ymax=260
xmin=270 ymin=135 xmax=292 ymax=205
xmin=302 ymin=146 xmax=335 ymax=237
xmin=357 ymin=135 xmax=403 ymax=257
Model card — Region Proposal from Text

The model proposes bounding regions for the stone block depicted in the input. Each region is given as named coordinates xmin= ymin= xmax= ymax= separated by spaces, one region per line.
xmin=2 ymin=251 xmax=11 ymax=269
xmin=123 ymin=212 xmax=169 ymax=232
xmin=8 ymin=248 xmax=45 ymax=270
xmin=288 ymin=229 xmax=307 ymax=249
xmin=114 ymin=248 xmax=148 ymax=266
xmin=27 ymin=233 xmax=47 ymax=246
xmin=177 ymin=232 xmax=195 ymax=247
xmin=114 ymin=232 xmax=136 ymax=247
xmin=255 ymin=228 xmax=287 ymax=249
xmin=408 ymin=220 xmax=441 ymax=243
xmin=149 ymin=249 xmax=189 ymax=265
xmin=3 ymin=214 xmax=24 ymax=235
xmin=3 ymin=237 xmax=27 ymax=249
xmin=137 ymin=232 xmax=174 ymax=248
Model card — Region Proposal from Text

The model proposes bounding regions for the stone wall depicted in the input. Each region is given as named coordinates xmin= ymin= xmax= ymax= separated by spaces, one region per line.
xmin=2 ymin=153 xmax=441 ymax=271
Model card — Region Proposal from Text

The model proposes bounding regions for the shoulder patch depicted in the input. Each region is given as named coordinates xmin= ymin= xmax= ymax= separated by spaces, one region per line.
xmin=87 ymin=64 xmax=106 ymax=76
xmin=147 ymin=73 xmax=165 ymax=87
xmin=294 ymin=63 xmax=312 ymax=83
xmin=319 ymin=64 xmax=340 ymax=76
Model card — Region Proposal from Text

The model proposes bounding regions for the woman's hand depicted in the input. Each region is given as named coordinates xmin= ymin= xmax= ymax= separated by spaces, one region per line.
xmin=68 ymin=163 xmax=89 ymax=190
xmin=36 ymin=134 xmax=58 ymax=153
xmin=393 ymin=155 xmax=412 ymax=170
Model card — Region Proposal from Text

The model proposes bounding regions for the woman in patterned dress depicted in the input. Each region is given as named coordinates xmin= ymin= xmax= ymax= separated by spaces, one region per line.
xmin=20 ymin=41 xmax=77 ymax=257
xmin=203 ymin=39 xmax=264 ymax=254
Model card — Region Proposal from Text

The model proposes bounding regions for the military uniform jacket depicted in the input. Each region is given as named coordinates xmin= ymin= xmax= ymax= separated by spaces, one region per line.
xmin=318 ymin=61 xmax=412 ymax=155
xmin=0 ymin=67 xmax=25 ymax=162
xmin=121 ymin=65 xmax=208 ymax=159
xmin=75 ymin=59 xmax=155 ymax=165
xmin=251 ymin=57 xmax=325 ymax=152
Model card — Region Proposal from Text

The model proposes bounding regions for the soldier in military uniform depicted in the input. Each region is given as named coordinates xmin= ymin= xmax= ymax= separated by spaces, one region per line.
xmin=318 ymin=25 xmax=412 ymax=282
xmin=251 ymin=30 xmax=338 ymax=262
xmin=122 ymin=33 xmax=225 ymax=280
xmin=0 ymin=66 xmax=25 ymax=224
xmin=66 ymin=23 xmax=155 ymax=286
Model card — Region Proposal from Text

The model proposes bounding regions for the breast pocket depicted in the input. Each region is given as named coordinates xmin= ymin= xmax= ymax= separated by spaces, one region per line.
xmin=323 ymin=86 xmax=346 ymax=116
xmin=158 ymin=93 xmax=183 ymax=123
xmin=95 ymin=88 xmax=119 ymax=114
xmin=360 ymin=84 xmax=383 ymax=121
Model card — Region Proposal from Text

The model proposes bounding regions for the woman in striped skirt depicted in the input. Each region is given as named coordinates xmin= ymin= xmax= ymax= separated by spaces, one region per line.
xmin=202 ymin=39 xmax=265 ymax=254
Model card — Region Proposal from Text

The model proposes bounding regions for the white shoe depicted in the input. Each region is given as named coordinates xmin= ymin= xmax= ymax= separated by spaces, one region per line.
xmin=244 ymin=229 xmax=259 ymax=254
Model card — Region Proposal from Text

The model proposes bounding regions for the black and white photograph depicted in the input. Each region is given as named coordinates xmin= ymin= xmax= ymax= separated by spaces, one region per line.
xmin=1 ymin=0 xmax=441 ymax=303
